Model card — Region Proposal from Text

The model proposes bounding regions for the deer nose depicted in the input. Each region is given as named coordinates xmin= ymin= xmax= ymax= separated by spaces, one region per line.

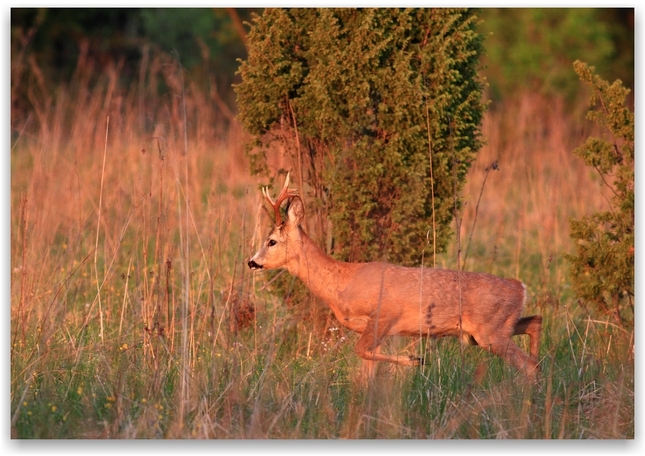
xmin=248 ymin=259 xmax=263 ymax=270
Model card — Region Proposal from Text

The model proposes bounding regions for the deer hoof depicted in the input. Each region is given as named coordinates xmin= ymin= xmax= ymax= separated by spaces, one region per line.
xmin=410 ymin=356 xmax=424 ymax=366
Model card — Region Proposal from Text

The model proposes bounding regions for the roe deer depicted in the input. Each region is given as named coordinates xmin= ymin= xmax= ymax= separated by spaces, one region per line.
xmin=248 ymin=173 xmax=542 ymax=380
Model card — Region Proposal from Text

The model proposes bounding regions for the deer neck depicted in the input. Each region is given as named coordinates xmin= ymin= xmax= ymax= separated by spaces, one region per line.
xmin=286 ymin=228 xmax=351 ymax=307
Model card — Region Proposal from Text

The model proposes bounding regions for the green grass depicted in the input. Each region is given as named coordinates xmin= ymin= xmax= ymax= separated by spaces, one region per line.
xmin=10 ymin=52 xmax=633 ymax=439
xmin=10 ymin=301 xmax=632 ymax=438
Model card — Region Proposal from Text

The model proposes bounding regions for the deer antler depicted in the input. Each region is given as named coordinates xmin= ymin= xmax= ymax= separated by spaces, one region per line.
xmin=262 ymin=172 xmax=299 ymax=225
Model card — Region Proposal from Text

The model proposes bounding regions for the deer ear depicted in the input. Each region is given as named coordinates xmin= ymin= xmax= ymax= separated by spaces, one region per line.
xmin=286 ymin=197 xmax=304 ymax=227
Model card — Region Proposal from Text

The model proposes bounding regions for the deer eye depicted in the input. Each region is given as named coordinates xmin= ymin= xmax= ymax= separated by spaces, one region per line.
xmin=268 ymin=239 xmax=278 ymax=247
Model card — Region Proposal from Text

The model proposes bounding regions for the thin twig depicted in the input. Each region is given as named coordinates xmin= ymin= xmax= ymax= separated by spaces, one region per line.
xmin=94 ymin=116 xmax=109 ymax=343
xmin=178 ymin=56 xmax=190 ymax=428
xmin=593 ymin=164 xmax=620 ymax=201
xmin=11 ymin=113 xmax=31 ymax=152
xmin=118 ymin=258 xmax=132 ymax=337
xmin=424 ymin=92 xmax=436 ymax=268
xmin=463 ymin=160 xmax=498 ymax=269
xmin=449 ymin=119 xmax=464 ymax=368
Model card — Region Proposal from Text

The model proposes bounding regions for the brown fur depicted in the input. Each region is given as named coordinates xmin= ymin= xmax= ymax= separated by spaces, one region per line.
xmin=248 ymin=181 xmax=542 ymax=380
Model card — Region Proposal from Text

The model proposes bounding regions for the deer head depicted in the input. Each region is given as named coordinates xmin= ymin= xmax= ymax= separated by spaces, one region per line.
xmin=248 ymin=172 xmax=304 ymax=271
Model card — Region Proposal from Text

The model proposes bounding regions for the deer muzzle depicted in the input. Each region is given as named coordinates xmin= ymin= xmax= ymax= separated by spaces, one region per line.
xmin=247 ymin=259 xmax=263 ymax=270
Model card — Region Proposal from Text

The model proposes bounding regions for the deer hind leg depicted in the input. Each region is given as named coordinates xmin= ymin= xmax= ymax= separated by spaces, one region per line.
xmin=513 ymin=315 xmax=542 ymax=362
xmin=354 ymin=316 xmax=421 ymax=379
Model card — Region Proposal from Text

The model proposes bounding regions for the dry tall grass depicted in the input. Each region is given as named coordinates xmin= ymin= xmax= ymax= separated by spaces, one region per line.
xmin=459 ymin=95 xmax=608 ymax=288
xmin=10 ymin=49 xmax=633 ymax=438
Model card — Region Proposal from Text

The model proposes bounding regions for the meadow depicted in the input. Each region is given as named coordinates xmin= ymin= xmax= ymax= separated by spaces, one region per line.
xmin=10 ymin=52 xmax=633 ymax=439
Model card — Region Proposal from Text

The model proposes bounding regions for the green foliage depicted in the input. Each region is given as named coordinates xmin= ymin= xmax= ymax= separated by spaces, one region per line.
xmin=566 ymin=61 xmax=634 ymax=327
xmin=479 ymin=8 xmax=632 ymax=101
xmin=11 ymin=8 xmax=254 ymax=108
xmin=236 ymin=8 xmax=486 ymax=265
xmin=139 ymin=9 xmax=247 ymax=75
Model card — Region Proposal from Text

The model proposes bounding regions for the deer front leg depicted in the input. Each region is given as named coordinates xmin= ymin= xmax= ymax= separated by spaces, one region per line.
xmin=513 ymin=315 xmax=542 ymax=362
xmin=489 ymin=338 xmax=540 ymax=382
xmin=360 ymin=346 xmax=381 ymax=380
xmin=354 ymin=315 xmax=422 ymax=380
